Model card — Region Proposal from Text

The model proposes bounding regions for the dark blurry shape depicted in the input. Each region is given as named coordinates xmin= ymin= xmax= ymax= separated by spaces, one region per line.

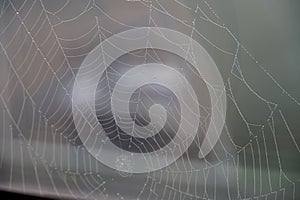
xmin=0 ymin=190 xmax=55 ymax=200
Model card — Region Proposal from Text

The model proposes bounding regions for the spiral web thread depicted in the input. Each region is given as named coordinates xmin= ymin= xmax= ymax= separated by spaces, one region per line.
xmin=0 ymin=0 xmax=299 ymax=199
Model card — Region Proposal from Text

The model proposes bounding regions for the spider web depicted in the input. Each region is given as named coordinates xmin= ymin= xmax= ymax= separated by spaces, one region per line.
xmin=0 ymin=0 xmax=299 ymax=199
